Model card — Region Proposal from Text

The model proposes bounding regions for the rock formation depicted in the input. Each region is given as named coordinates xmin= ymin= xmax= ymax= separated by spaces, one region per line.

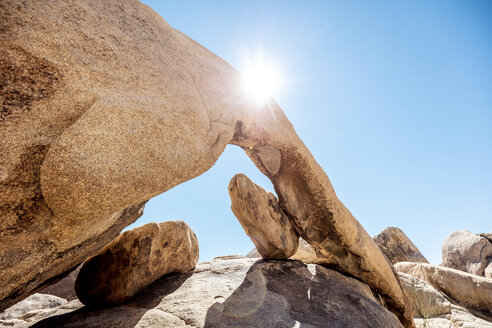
xmin=2 ymin=258 xmax=404 ymax=328
xmin=374 ymin=227 xmax=428 ymax=264
xmin=0 ymin=1 xmax=414 ymax=325
xmin=441 ymin=230 xmax=492 ymax=276
xmin=229 ymin=174 xmax=299 ymax=259
xmin=248 ymin=237 xmax=339 ymax=267
xmin=75 ymin=221 xmax=198 ymax=306
xmin=0 ymin=294 xmax=81 ymax=328
xmin=395 ymin=262 xmax=492 ymax=322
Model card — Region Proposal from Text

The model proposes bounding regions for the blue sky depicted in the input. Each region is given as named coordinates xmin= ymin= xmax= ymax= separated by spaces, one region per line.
xmin=127 ymin=0 xmax=492 ymax=264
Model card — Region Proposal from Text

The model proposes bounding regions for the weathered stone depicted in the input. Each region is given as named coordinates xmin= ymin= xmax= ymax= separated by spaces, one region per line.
xmin=442 ymin=230 xmax=492 ymax=276
xmin=247 ymin=238 xmax=338 ymax=266
xmin=0 ymin=293 xmax=82 ymax=328
xmin=395 ymin=262 xmax=492 ymax=322
xmin=229 ymin=174 xmax=299 ymax=259
xmin=398 ymin=272 xmax=452 ymax=318
xmin=414 ymin=308 xmax=492 ymax=328
xmin=0 ymin=1 xmax=414 ymax=325
xmin=485 ymin=262 xmax=492 ymax=279
xmin=75 ymin=221 xmax=198 ymax=306
xmin=30 ymin=258 xmax=404 ymax=328
xmin=374 ymin=227 xmax=428 ymax=264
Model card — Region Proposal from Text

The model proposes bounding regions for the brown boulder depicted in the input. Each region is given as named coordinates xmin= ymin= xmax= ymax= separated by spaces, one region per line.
xmin=75 ymin=221 xmax=198 ymax=306
xmin=228 ymin=174 xmax=299 ymax=259
xmin=374 ymin=227 xmax=428 ymax=264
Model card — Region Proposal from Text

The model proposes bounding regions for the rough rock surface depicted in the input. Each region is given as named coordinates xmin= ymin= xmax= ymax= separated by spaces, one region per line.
xmin=229 ymin=174 xmax=299 ymax=259
xmin=414 ymin=309 xmax=492 ymax=328
xmin=38 ymin=265 xmax=81 ymax=301
xmin=0 ymin=293 xmax=81 ymax=328
xmin=374 ymin=227 xmax=428 ymax=264
xmin=75 ymin=221 xmax=198 ymax=306
xmin=441 ymin=230 xmax=492 ymax=276
xmin=398 ymin=270 xmax=492 ymax=327
xmin=1 ymin=1 xmax=413 ymax=325
xmin=398 ymin=272 xmax=452 ymax=318
xmin=395 ymin=262 xmax=492 ymax=322
xmin=15 ymin=258 xmax=404 ymax=328
xmin=486 ymin=262 xmax=492 ymax=279
xmin=248 ymin=238 xmax=338 ymax=266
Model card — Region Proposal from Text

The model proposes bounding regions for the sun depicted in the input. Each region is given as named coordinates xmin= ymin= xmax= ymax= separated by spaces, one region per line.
xmin=240 ymin=57 xmax=282 ymax=106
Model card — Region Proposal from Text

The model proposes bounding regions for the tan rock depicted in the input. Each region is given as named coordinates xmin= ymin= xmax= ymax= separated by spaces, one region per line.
xmin=247 ymin=238 xmax=338 ymax=266
xmin=442 ymin=230 xmax=492 ymax=276
xmin=30 ymin=258 xmax=404 ymax=328
xmin=75 ymin=221 xmax=198 ymax=306
xmin=395 ymin=262 xmax=492 ymax=322
xmin=0 ymin=1 xmax=413 ymax=325
xmin=374 ymin=227 xmax=428 ymax=264
xmin=228 ymin=174 xmax=299 ymax=259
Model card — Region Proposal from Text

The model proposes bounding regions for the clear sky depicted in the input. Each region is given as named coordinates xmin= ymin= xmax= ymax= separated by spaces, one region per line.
xmin=126 ymin=0 xmax=492 ymax=265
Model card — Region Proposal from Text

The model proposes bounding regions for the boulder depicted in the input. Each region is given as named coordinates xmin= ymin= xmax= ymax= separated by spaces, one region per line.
xmin=75 ymin=221 xmax=198 ymax=306
xmin=397 ymin=267 xmax=492 ymax=327
xmin=395 ymin=262 xmax=492 ymax=322
xmin=0 ymin=293 xmax=81 ymax=328
xmin=247 ymin=238 xmax=338 ymax=266
xmin=441 ymin=230 xmax=492 ymax=276
xmin=486 ymin=262 xmax=492 ymax=279
xmin=228 ymin=174 xmax=299 ymax=259
xmin=1 ymin=1 xmax=413 ymax=325
xmin=414 ymin=309 xmax=492 ymax=328
xmin=398 ymin=272 xmax=452 ymax=318
xmin=374 ymin=227 xmax=428 ymax=264
xmin=30 ymin=258 xmax=403 ymax=328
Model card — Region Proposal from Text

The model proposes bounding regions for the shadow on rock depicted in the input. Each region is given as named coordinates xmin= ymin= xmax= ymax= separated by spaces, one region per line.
xmin=31 ymin=271 xmax=193 ymax=328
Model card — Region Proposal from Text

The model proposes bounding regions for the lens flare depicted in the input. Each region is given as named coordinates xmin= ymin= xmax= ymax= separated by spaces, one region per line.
xmin=241 ymin=56 xmax=282 ymax=106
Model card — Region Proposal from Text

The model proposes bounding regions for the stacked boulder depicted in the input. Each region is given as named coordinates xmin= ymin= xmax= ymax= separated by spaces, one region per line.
xmin=381 ymin=229 xmax=492 ymax=328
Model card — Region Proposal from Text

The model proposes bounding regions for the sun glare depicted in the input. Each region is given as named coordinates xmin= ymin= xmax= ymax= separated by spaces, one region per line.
xmin=241 ymin=57 xmax=282 ymax=106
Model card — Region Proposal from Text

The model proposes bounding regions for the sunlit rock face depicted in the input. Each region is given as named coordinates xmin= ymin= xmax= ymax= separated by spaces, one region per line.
xmin=374 ymin=227 xmax=428 ymax=265
xmin=441 ymin=230 xmax=492 ymax=276
xmin=396 ymin=262 xmax=492 ymax=323
xmin=0 ymin=1 xmax=414 ymax=326
xmin=229 ymin=174 xmax=299 ymax=259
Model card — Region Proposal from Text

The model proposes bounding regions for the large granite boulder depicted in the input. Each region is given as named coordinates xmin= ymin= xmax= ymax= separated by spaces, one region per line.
xmin=229 ymin=174 xmax=299 ymax=259
xmin=11 ymin=258 xmax=405 ymax=328
xmin=75 ymin=221 xmax=198 ymax=306
xmin=1 ymin=1 xmax=413 ymax=325
xmin=374 ymin=227 xmax=428 ymax=264
xmin=441 ymin=230 xmax=492 ymax=276
xmin=395 ymin=262 xmax=492 ymax=322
